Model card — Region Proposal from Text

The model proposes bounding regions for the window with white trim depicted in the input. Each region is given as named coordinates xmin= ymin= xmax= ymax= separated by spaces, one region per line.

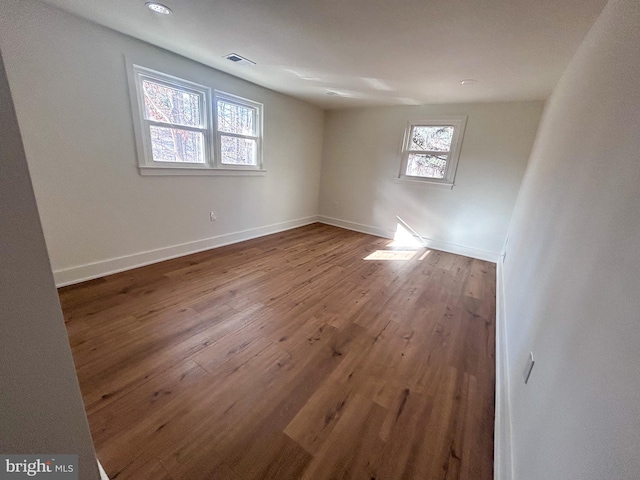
xmin=128 ymin=64 xmax=263 ymax=175
xmin=215 ymin=93 xmax=262 ymax=168
xmin=399 ymin=116 xmax=467 ymax=186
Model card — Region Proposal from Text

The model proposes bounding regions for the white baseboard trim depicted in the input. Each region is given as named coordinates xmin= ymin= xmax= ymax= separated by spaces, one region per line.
xmin=54 ymin=216 xmax=319 ymax=287
xmin=494 ymin=256 xmax=513 ymax=480
xmin=318 ymin=216 xmax=396 ymax=240
xmin=418 ymin=236 xmax=500 ymax=263
xmin=97 ymin=459 xmax=109 ymax=480
xmin=318 ymin=216 xmax=500 ymax=263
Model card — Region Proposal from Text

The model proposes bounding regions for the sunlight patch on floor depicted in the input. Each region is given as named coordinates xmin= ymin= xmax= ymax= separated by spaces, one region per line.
xmin=364 ymin=250 xmax=418 ymax=260
xmin=418 ymin=250 xmax=431 ymax=260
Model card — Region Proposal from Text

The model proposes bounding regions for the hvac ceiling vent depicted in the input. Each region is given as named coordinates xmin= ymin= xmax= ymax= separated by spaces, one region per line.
xmin=223 ymin=53 xmax=255 ymax=66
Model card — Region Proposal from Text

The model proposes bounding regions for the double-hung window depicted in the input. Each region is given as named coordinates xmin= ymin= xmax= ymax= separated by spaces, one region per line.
xmin=215 ymin=93 xmax=262 ymax=168
xmin=399 ymin=116 xmax=467 ymax=186
xmin=131 ymin=65 xmax=212 ymax=169
xmin=128 ymin=64 xmax=263 ymax=175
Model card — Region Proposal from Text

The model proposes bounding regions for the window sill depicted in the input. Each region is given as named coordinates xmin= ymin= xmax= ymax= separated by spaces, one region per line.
xmin=396 ymin=176 xmax=454 ymax=189
xmin=139 ymin=166 xmax=267 ymax=177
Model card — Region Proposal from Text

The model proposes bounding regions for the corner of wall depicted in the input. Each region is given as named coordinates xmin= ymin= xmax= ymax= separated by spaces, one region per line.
xmin=495 ymin=255 xmax=514 ymax=480
xmin=318 ymin=215 xmax=501 ymax=263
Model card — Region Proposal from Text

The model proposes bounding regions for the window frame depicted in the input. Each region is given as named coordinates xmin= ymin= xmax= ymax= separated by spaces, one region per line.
xmin=214 ymin=91 xmax=263 ymax=170
xmin=129 ymin=64 xmax=214 ymax=171
xmin=398 ymin=115 xmax=467 ymax=187
xmin=127 ymin=63 xmax=266 ymax=176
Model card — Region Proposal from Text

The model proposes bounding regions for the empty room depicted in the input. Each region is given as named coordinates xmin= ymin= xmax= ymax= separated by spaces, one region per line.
xmin=1 ymin=0 xmax=639 ymax=479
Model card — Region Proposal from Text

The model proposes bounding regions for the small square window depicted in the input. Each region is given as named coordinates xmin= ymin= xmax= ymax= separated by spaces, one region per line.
xmin=217 ymin=100 xmax=256 ymax=136
xmin=406 ymin=153 xmax=448 ymax=179
xmin=410 ymin=126 xmax=454 ymax=152
xmin=141 ymin=79 xmax=203 ymax=128
xmin=149 ymin=125 xmax=205 ymax=164
xmin=399 ymin=116 xmax=467 ymax=186
xmin=220 ymin=136 xmax=257 ymax=166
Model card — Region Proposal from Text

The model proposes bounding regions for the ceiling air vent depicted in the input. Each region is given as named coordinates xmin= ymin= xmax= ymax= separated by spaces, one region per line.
xmin=223 ymin=53 xmax=255 ymax=66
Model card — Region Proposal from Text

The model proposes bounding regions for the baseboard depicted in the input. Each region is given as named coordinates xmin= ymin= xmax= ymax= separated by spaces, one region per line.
xmin=97 ymin=460 xmax=109 ymax=480
xmin=55 ymin=215 xmax=499 ymax=286
xmin=494 ymin=256 xmax=513 ymax=480
xmin=317 ymin=216 xmax=396 ymax=240
xmin=54 ymin=216 xmax=319 ymax=287
xmin=318 ymin=215 xmax=500 ymax=263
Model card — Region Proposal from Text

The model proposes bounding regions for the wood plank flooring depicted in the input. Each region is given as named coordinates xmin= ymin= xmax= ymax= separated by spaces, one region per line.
xmin=59 ymin=223 xmax=496 ymax=480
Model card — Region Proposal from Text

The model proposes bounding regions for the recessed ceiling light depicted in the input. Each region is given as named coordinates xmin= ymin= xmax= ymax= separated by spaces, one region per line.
xmin=460 ymin=79 xmax=478 ymax=85
xmin=146 ymin=2 xmax=172 ymax=14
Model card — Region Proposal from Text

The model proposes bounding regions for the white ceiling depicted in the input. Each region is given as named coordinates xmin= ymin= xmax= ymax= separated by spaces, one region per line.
xmin=39 ymin=0 xmax=607 ymax=109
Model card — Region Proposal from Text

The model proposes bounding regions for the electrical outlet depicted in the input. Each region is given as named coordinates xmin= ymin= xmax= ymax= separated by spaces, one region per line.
xmin=523 ymin=352 xmax=535 ymax=384
xmin=210 ymin=211 xmax=217 ymax=222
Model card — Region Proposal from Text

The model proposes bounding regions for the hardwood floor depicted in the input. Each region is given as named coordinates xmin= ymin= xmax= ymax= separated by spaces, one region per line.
xmin=59 ymin=223 xmax=496 ymax=480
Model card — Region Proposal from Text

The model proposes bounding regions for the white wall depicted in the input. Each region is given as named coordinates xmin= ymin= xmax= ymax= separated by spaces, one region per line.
xmin=0 ymin=0 xmax=543 ymax=280
xmin=319 ymin=102 xmax=544 ymax=261
xmin=0 ymin=0 xmax=324 ymax=286
xmin=502 ymin=0 xmax=640 ymax=478
xmin=0 ymin=50 xmax=99 ymax=480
